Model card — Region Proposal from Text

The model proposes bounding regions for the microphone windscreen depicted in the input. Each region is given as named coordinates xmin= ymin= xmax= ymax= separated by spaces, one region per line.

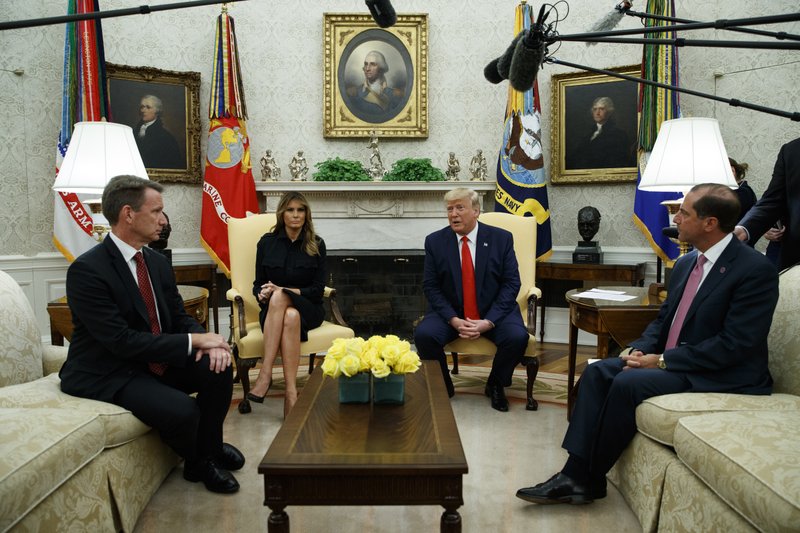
xmin=484 ymin=58 xmax=504 ymax=84
xmin=366 ymin=0 xmax=397 ymax=28
xmin=497 ymin=31 xmax=524 ymax=80
xmin=661 ymin=226 xmax=679 ymax=239
xmin=509 ymin=31 xmax=545 ymax=92
xmin=585 ymin=10 xmax=626 ymax=45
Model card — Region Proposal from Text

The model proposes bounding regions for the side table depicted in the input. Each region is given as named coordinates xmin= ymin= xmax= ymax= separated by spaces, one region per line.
xmin=47 ymin=285 xmax=209 ymax=346
xmin=173 ymin=264 xmax=219 ymax=333
xmin=565 ymin=286 xmax=661 ymax=418
xmin=537 ymin=261 xmax=647 ymax=339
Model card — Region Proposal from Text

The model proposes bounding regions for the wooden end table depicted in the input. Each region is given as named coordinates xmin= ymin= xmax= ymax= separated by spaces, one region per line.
xmin=566 ymin=286 xmax=662 ymax=418
xmin=47 ymin=285 xmax=209 ymax=345
xmin=259 ymin=360 xmax=469 ymax=533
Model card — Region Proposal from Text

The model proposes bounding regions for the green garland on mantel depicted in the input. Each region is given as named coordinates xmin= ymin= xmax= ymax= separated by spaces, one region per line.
xmin=312 ymin=157 xmax=370 ymax=181
xmin=312 ymin=157 xmax=445 ymax=182
xmin=384 ymin=158 xmax=445 ymax=182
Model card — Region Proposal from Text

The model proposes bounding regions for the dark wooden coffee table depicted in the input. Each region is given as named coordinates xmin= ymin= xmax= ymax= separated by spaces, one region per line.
xmin=258 ymin=361 xmax=469 ymax=532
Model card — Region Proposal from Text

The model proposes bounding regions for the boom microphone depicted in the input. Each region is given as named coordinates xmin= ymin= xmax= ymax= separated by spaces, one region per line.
xmin=366 ymin=0 xmax=397 ymax=28
xmin=586 ymin=1 xmax=633 ymax=46
xmin=509 ymin=6 xmax=548 ymax=92
xmin=484 ymin=31 xmax=525 ymax=84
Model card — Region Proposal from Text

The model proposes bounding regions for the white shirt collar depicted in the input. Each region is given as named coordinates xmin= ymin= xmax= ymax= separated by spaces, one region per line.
xmin=108 ymin=231 xmax=141 ymax=264
xmin=457 ymin=222 xmax=479 ymax=244
xmin=699 ymin=233 xmax=733 ymax=266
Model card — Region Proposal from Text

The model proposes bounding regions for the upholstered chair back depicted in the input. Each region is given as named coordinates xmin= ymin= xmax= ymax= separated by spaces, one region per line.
xmin=768 ymin=264 xmax=800 ymax=396
xmin=0 ymin=270 xmax=44 ymax=387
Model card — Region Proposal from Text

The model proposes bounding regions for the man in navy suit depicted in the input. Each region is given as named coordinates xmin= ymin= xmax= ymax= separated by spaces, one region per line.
xmin=59 ymin=175 xmax=243 ymax=494
xmin=735 ymin=137 xmax=800 ymax=270
xmin=414 ymin=188 xmax=529 ymax=412
xmin=517 ymin=183 xmax=779 ymax=504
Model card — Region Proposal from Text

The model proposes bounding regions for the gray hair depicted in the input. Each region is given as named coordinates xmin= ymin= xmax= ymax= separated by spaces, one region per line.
xmin=592 ymin=96 xmax=615 ymax=113
xmin=141 ymin=94 xmax=163 ymax=114
xmin=364 ymin=50 xmax=389 ymax=73
xmin=444 ymin=188 xmax=480 ymax=210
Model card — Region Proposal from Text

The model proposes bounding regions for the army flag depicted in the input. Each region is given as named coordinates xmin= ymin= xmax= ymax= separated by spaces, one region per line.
xmin=200 ymin=9 xmax=259 ymax=276
xmin=53 ymin=0 xmax=110 ymax=261
xmin=494 ymin=2 xmax=552 ymax=261
xmin=632 ymin=0 xmax=682 ymax=261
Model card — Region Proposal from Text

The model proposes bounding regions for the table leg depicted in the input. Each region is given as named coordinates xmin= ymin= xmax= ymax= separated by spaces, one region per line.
xmin=267 ymin=507 xmax=289 ymax=533
xmin=50 ymin=324 xmax=64 ymax=347
xmin=596 ymin=332 xmax=610 ymax=359
xmin=567 ymin=317 xmax=579 ymax=420
xmin=440 ymin=506 xmax=461 ymax=533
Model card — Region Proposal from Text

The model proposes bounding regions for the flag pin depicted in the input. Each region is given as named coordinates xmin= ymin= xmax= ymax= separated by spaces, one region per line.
xmin=720 ymin=267 xmax=726 ymax=274
xmin=483 ymin=242 xmax=488 ymax=247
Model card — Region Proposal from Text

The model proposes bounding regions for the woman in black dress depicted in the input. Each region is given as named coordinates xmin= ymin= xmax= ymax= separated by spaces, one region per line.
xmin=247 ymin=192 xmax=326 ymax=415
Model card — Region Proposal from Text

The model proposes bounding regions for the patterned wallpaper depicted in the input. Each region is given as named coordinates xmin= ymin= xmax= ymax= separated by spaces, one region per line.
xmin=0 ymin=0 xmax=797 ymax=259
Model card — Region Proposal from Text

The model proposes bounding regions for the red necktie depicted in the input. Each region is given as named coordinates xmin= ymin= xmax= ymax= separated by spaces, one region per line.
xmin=134 ymin=251 xmax=167 ymax=376
xmin=664 ymin=254 xmax=707 ymax=350
xmin=461 ymin=236 xmax=480 ymax=320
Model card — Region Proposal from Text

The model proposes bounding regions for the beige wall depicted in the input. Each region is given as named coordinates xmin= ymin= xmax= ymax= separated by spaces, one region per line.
xmin=1 ymin=0 xmax=798 ymax=258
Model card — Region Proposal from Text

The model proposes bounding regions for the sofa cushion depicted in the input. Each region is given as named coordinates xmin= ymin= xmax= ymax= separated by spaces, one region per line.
xmin=674 ymin=411 xmax=800 ymax=532
xmin=0 ymin=408 xmax=105 ymax=532
xmin=768 ymin=264 xmax=800 ymax=396
xmin=0 ymin=374 xmax=152 ymax=447
xmin=0 ymin=270 xmax=44 ymax=387
xmin=636 ymin=392 xmax=800 ymax=445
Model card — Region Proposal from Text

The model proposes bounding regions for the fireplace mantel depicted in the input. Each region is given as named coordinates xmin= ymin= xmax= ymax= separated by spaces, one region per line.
xmin=255 ymin=181 xmax=497 ymax=250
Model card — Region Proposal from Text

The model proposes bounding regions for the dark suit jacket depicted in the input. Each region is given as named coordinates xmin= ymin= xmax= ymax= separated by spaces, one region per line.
xmin=740 ymin=137 xmax=800 ymax=270
xmin=59 ymin=237 xmax=204 ymax=402
xmin=134 ymin=118 xmax=183 ymax=169
xmin=631 ymin=237 xmax=778 ymax=394
xmin=422 ymin=223 xmax=522 ymax=327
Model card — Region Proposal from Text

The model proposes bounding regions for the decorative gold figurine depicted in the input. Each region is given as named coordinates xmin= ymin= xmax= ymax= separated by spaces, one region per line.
xmin=469 ymin=149 xmax=488 ymax=181
xmin=445 ymin=152 xmax=461 ymax=181
xmin=289 ymin=150 xmax=309 ymax=181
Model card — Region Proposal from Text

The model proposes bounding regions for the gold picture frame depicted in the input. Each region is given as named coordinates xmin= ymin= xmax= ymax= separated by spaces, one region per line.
xmin=550 ymin=64 xmax=641 ymax=184
xmin=323 ymin=13 xmax=428 ymax=138
xmin=106 ymin=63 xmax=202 ymax=184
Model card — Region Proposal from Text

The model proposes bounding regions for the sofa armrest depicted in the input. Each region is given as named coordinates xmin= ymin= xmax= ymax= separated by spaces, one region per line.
xmin=42 ymin=345 xmax=68 ymax=375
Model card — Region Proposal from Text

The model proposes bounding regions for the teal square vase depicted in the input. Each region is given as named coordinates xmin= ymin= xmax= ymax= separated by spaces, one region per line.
xmin=338 ymin=373 xmax=371 ymax=404
xmin=373 ymin=373 xmax=405 ymax=405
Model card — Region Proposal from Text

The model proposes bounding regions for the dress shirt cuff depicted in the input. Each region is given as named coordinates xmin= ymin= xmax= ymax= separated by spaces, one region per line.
xmin=736 ymin=225 xmax=751 ymax=241
xmin=187 ymin=334 xmax=192 ymax=356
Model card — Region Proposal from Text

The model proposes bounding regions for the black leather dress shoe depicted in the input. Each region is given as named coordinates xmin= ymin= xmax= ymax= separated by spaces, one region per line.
xmin=516 ymin=472 xmax=594 ymax=505
xmin=184 ymin=459 xmax=240 ymax=494
xmin=215 ymin=443 xmax=245 ymax=471
xmin=484 ymin=382 xmax=509 ymax=412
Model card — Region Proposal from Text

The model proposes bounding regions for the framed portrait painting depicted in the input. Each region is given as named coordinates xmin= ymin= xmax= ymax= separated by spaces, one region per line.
xmin=323 ymin=13 xmax=428 ymax=138
xmin=106 ymin=63 xmax=202 ymax=184
xmin=550 ymin=65 xmax=641 ymax=184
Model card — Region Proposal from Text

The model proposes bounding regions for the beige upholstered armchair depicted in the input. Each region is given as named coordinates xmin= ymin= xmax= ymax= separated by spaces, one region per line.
xmin=226 ymin=213 xmax=354 ymax=414
xmin=443 ymin=212 xmax=542 ymax=410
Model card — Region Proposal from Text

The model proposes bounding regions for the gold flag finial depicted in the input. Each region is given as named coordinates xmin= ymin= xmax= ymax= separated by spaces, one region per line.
xmin=520 ymin=0 xmax=528 ymax=4
xmin=221 ymin=2 xmax=229 ymax=14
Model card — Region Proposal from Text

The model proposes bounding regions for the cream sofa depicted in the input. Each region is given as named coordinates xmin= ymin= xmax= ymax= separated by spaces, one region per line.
xmin=0 ymin=270 xmax=177 ymax=532
xmin=609 ymin=264 xmax=800 ymax=532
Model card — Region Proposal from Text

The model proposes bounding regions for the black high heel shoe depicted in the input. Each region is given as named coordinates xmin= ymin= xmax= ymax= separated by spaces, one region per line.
xmin=246 ymin=380 xmax=271 ymax=403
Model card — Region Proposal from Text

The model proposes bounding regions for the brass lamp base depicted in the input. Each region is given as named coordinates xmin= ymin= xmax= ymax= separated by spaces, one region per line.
xmin=83 ymin=199 xmax=110 ymax=241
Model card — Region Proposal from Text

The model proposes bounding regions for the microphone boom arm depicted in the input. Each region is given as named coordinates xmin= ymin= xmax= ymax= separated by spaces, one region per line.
xmin=545 ymin=56 xmax=800 ymax=122
xmin=563 ymin=36 xmax=800 ymax=50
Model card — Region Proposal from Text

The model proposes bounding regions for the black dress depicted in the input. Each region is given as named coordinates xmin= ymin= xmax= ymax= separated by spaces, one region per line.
xmin=252 ymin=229 xmax=326 ymax=341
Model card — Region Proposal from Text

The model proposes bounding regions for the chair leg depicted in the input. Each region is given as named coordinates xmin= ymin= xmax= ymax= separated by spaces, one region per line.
xmin=451 ymin=352 xmax=459 ymax=375
xmin=308 ymin=353 xmax=316 ymax=374
xmin=235 ymin=350 xmax=259 ymax=414
xmin=524 ymin=356 xmax=540 ymax=411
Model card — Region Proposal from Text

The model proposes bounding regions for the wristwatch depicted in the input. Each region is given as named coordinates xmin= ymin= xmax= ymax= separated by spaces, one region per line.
xmin=657 ymin=354 xmax=666 ymax=369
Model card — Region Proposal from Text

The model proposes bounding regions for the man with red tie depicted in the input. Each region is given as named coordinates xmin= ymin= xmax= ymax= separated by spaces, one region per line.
xmin=59 ymin=175 xmax=243 ymax=494
xmin=517 ymin=183 xmax=779 ymax=505
xmin=414 ymin=187 xmax=529 ymax=411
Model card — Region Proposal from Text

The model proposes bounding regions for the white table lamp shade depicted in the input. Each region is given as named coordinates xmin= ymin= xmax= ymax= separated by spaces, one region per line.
xmin=638 ymin=117 xmax=737 ymax=193
xmin=53 ymin=122 xmax=148 ymax=194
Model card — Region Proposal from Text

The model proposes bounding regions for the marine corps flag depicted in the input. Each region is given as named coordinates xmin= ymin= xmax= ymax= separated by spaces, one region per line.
xmin=200 ymin=9 xmax=259 ymax=276
xmin=53 ymin=0 xmax=110 ymax=261
xmin=494 ymin=2 xmax=552 ymax=261
xmin=632 ymin=0 xmax=682 ymax=261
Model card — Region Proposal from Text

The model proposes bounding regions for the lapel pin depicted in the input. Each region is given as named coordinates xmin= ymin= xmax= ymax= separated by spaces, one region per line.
xmin=720 ymin=266 xmax=726 ymax=274
xmin=483 ymin=242 xmax=488 ymax=247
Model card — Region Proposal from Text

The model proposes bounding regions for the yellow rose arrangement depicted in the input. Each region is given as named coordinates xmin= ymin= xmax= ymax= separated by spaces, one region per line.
xmin=322 ymin=335 xmax=421 ymax=379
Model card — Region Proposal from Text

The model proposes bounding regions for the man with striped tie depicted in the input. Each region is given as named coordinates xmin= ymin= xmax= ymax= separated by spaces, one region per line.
xmin=60 ymin=175 xmax=243 ymax=494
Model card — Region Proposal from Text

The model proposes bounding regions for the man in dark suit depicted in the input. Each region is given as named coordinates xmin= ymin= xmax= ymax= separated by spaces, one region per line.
xmin=414 ymin=187 xmax=529 ymax=412
xmin=59 ymin=175 xmax=243 ymax=494
xmin=735 ymin=137 xmax=800 ymax=270
xmin=517 ymin=183 xmax=779 ymax=504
